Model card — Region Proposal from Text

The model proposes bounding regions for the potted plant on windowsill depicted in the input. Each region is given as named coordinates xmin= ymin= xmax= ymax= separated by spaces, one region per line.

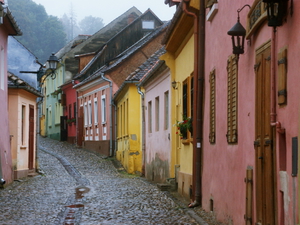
xmin=67 ymin=118 xmax=76 ymax=125
xmin=175 ymin=115 xmax=192 ymax=143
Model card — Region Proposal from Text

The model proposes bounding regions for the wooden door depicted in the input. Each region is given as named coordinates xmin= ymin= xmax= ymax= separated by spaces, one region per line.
xmin=60 ymin=116 xmax=68 ymax=141
xmin=77 ymin=107 xmax=84 ymax=147
xmin=28 ymin=105 xmax=34 ymax=170
xmin=254 ymin=42 xmax=276 ymax=225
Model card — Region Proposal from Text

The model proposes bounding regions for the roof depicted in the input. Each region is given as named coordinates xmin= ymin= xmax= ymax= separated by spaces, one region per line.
xmin=55 ymin=35 xmax=91 ymax=59
xmin=2 ymin=3 xmax=22 ymax=36
xmin=114 ymin=46 xmax=166 ymax=99
xmin=58 ymin=7 xmax=142 ymax=79
xmin=73 ymin=8 xmax=163 ymax=81
xmin=73 ymin=21 xmax=169 ymax=89
xmin=8 ymin=72 xmax=43 ymax=97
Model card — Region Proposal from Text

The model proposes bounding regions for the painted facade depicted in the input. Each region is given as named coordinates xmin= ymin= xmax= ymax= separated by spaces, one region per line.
xmin=8 ymin=73 xmax=42 ymax=179
xmin=115 ymin=84 xmax=142 ymax=174
xmin=139 ymin=52 xmax=171 ymax=183
xmin=44 ymin=62 xmax=64 ymax=140
xmin=163 ymin=0 xmax=300 ymax=224
xmin=162 ymin=6 xmax=196 ymax=200
xmin=74 ymin=10 xmax=165 ymax=156
xmin=0 ymin=1 xmax=22 ymax=186
xmin=58 ymin=8 xmax=142 ymax=145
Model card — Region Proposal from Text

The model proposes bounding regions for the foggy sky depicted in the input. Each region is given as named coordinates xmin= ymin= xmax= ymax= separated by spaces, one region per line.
xmin=30 ymin=0 xmax=176 ymax=24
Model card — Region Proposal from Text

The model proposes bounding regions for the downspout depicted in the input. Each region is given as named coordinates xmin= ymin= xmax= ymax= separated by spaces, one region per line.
xmin=182 ymin=0 xmax=202 ymax=207
xmin=137 ymin=86 xmax=145 ymax=175
xmin=101 ymin=72 xmax=113 ymax=157
xmin=112 ymin=101 xmax=117 ymax=156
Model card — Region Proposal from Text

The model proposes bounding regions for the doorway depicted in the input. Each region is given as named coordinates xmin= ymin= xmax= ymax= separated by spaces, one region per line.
xmin=254 ymin=41 xmax=276 ymax=224
xmin=28 ymin=105 xmax=34 ymax=170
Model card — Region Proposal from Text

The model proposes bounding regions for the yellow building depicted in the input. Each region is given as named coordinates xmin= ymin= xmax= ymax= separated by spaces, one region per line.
xmin=161 ymin=0 xmax=199 ymax=200
xmin=115 ymin=83 xmax=142 ymax=174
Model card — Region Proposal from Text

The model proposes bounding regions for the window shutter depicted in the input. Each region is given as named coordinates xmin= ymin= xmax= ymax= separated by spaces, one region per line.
xmin=209 ymin=69 xmax=216 ymax=143
xmin=278 ymin=47 xmax=287 ymax=105
xmin=227 ymin=55 xmax=238 ymax=144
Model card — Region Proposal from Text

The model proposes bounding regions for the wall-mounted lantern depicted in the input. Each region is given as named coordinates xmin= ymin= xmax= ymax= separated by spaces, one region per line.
xmin=263 ymin=0 xmax=287 ymax=27
xmin=172 ymin=80 xmax=178 ymax=90
xmin=227 ymin=5 xmax=251 ymax=58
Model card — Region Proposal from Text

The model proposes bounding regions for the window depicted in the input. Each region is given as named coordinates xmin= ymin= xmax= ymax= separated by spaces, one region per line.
xmin=142 ymin=20 xmax=154 ymax=29
xmin=148 ymin=101 xmax=152 ymax=133
xmin=227 ymin=54 xmax=238 ymax=143
xmin=88 ymin=100 xmax=92 ymax=125
xmin=55 ymin=103 xmax=60 ymax=124
xmin=182 ymin=75 xmax=194 ymax=139
xmin=155 ymin=97 xmax=159 ymax=131
xmin=164 ymin=91 xmax=169 ymax=130
xmin=84 ymin=103 xmax=88 ymax=126
xmin=101 ymin=95 xmax=106 ymax=123
xmin=94 ymin=98 xmax=98 ymax=124
xmin=209 ymin=69 xmax=216 ymax=144
xmin=69 ymin=104 xmax=72 ymax=119
xmin=277 ymin=47 xmax=288 ymax=105
xmin=48 ymin=105 xmax=52 ymax=127
xmin=21 ymin=105 xmax=26 ymax=145
xmin=73 ymin=103 xmax=76 ymax=119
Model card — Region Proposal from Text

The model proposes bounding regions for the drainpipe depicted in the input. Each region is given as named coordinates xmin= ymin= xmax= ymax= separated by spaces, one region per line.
xmin=182 ymin=0 xmax=202 ymax=207
xmin=137 ymin=86 xmax=145 ymax=175
xmin=111 ymin=100 xmax=117 ymax=156
xmin=101 ymin=73 xmax=113 ymax=157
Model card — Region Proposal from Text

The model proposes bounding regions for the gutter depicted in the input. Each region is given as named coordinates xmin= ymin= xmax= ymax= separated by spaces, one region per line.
xmin=182 ymin=0 xmax=203 ymax=207
xmin=137 ymin=86 xmax=145 ymax=175
xmin=101 ymin=72 xmax=114 ymax=157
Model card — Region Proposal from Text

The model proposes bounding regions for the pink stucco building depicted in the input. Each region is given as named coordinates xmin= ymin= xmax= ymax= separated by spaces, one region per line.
xmin=0 ymin=1 xmax=22 ymax=185
xmin=201 ymin=0 xmax=300 ymax=224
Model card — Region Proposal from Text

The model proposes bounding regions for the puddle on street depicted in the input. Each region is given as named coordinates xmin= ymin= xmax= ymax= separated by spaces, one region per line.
xmin=62 ymin=186 xmax=90 ymax=225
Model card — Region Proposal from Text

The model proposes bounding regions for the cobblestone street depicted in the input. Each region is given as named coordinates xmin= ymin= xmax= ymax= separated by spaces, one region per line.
xmin=0 ymin=137 xmax=216 ymax=225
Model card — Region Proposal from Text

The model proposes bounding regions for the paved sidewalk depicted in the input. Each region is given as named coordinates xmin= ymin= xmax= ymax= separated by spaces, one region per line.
xmin=0 ymin=137 xmax=213 ymax=225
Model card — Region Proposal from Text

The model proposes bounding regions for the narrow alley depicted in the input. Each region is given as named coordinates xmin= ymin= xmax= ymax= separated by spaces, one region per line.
xmin=0 ymin=137 xmax=209 ymax=225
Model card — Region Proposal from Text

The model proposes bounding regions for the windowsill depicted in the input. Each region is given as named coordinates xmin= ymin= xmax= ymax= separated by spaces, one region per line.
xmin=181 ymin=139 xmax=190 ymax=145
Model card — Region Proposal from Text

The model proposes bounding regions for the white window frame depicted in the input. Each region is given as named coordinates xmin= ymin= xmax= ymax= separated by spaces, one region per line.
xmin=94 ymin=98 xmax=98 ymax=125
xmin=84 ymin=102 xmax=88 ymax=127
xmin=101 ymin=95 xmax=106 ymax=124
xmin=88 ymin=100 xmax=92 ymax=126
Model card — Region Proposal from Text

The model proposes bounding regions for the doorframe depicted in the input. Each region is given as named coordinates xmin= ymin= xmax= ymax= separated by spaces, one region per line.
xmin=254 ymin=40 xmax=278 ymax=225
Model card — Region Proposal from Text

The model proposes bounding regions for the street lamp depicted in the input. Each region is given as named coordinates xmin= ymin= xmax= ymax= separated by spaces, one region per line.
xmin=227 ymin=5 xmax=251 ymax=58
xmin=48 ymin=53 xmax=59 ymax=71
xmin=38 ymin=53 xmax=59 ymax=83
xmin=263 ymin=0 xmax=287 ymax=27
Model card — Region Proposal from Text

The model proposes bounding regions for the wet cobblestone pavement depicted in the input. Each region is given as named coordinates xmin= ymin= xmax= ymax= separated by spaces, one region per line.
xmin=0 ymin=137 xmax=214 ymax=225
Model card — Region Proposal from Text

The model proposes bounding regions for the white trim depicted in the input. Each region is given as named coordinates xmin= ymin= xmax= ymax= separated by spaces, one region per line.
xmin=94 ymin=97 xmax=98 ymax=124
xmin=206 ymin=3 xmax=218 ymax=22
xmin=77 ymin=85 xmax=109 ymax=99
xmin=76 ymin=79 xmax=108 ymax=92
xmin=101 ymin=95 xmax=106 ymax=124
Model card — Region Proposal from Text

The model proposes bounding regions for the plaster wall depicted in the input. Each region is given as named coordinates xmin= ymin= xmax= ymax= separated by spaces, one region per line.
xmin=162 ymin=32 xmax=194 ymax=199
xmin=8 ymin=89 xmax=37 ymax=178
xmin=77 ymin=80 xmax=111 ymax=148
xmin=202 ymin=0 xmax=300 ymax=224
xmin=45 ymin=67 xmax=64 ymax=140
xmin=0 ymin=27 xmax=13 ymax=185
xmin=144 ymin=69 xmax=171 ymax=183
xmin=116 ymin=84 xmax=142 ymax=174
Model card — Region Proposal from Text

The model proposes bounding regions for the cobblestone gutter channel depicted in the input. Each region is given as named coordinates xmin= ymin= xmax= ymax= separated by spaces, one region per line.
xmin=40 ymin=146 xmax=90 ymax=225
